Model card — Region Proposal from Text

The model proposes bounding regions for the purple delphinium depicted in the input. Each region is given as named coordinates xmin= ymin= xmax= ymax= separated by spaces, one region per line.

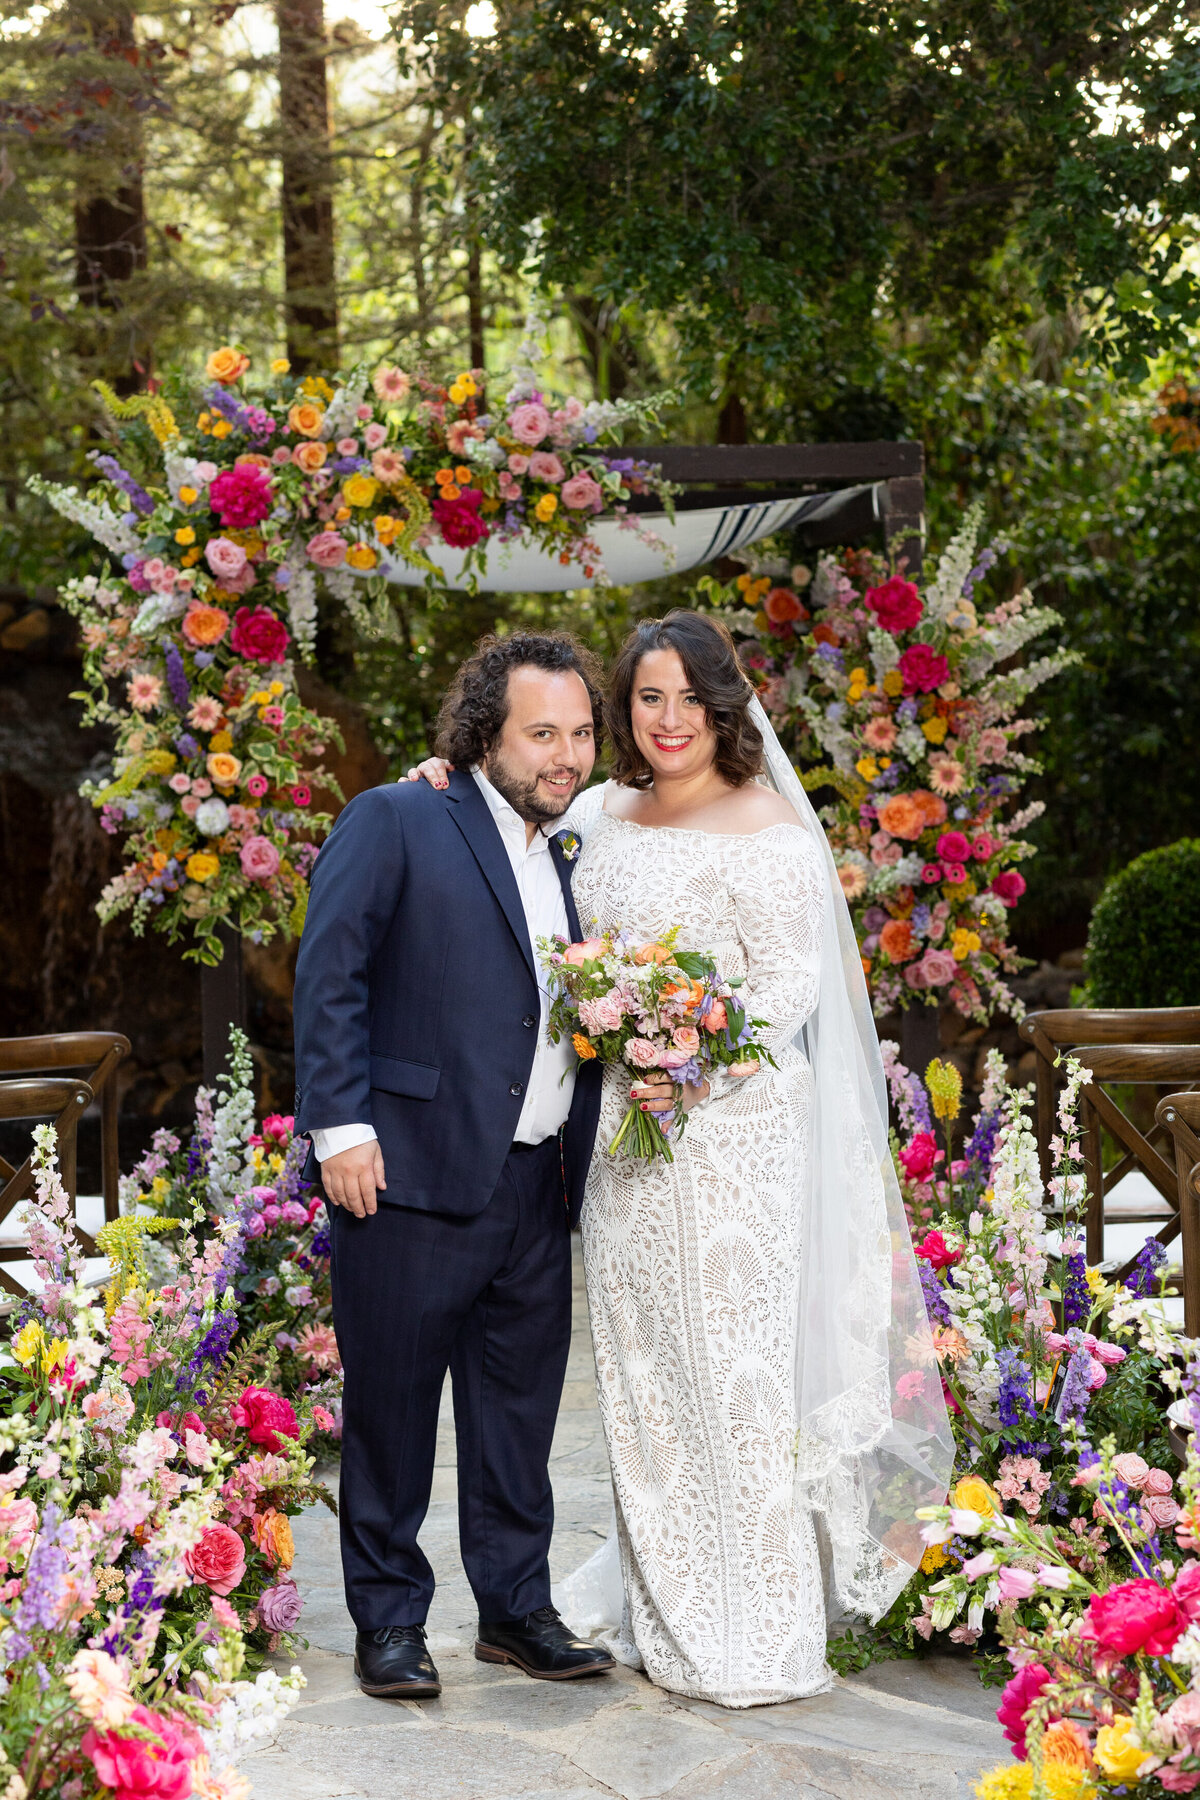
xmin=1061 ymin=1250 xmax=1090 ymax=1326
xmin=1125 ymin=1235 xmax=1168 ymax=1297
xmin=89 ymin=451 xmax=154 ymax=516
xmin=996 ymin=1346 xmax=1035 ymax=1432
xmin=1054 ymin=1330 xmax=1093 ymax=1426
xmin=8 ymin=1504 xmax=73 ymax=1658
xmin=963 ymin=1106 xmax=1001 ymax=1172
xmin=176 ymin=1304 xmax=238 ymax=1395
xmin=164 ymin=641 xmax=189 ymax=711
xmin=918 ymin=1259 xmax=950 ymax=1325
xmin=176 ymin=733 xmax=200 ymax=758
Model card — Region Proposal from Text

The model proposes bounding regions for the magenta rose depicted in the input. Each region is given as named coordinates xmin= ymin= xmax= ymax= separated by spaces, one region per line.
xmin=997 ymin=1663 xmax=1054 ymax=1760
xmin=560 ymin=473 xmax=603 ymax=512
xmin=230 ymin=605 xmax=290 ymax=664
xmin=231 ymin=1385 xmax=299 ymax=1452
xmin=1087 ymin=1577 xmax=1184 ymax=1658
xmin=240 ymin=835 xmax=281 ymax=883
xmin=936 ymin=830 xmax=971 ymax=864
xmin=865 ymin=576 xmax=923 ymax=634
xmin=898 ymin=644 xmax=950 ymax=694
xmin=258 ymin=1577 xmax=304 ymax=1633
xmin=433 ymin=488 xmax=489 ymax=548
xmin=991 ymin=869 xmax=1027 ymax=906
xmin=528 ymin=451 xmax=565 ymax=483
xmin=899 ymin=1132 xmax=940 ymax=1183
xmin=507 ymin=401 xmax=552 ymax=446
xmin=83 ymin=1705 xmax=201 ymax=1800
xmin=185 ymin=1522 xmax=246 ymax=1596
xmin=209 ymin=464 xmax=273 ymax=529
xmin=204 ymin=536 xmax=248 ymax=584
xmin=306 ymin=529 xmax=348 ymax=569
xmin=919 ymin=948 xmax=958 ymax=986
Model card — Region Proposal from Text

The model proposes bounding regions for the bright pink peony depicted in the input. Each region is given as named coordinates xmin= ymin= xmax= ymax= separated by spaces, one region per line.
xmin=991 ymin=869 xmax=1027 ymax=906
xmin=914 ymin=1227 xmax=960 ymax=1269
xmin=900 ymin=1133 xmax=941 ymax=1183
xmin=898 ymin=644 xmax=950 ymax=694
xmin=561 ymin=473 xmax=603 ymax=511
xmin=507 ymin=402 xmax=552 ymax=446
xmin=209 ymin=464 xmax=273 ymax=529
xmin=231 ymin=1385 xmax=299 ymax=1452
xmin=185 ymin=1523 xmax=246 ymax=1596
xmin=1086 ymin=1577 xmax=1184 ymax=1659
xmin=997 ymin=1662 xmax=1054 ymax=1760
xmin=230 ymin=605 xmax=290 ymax=664
xmin=433 ymin=488 xmax=489 ymax=548
xmin=865 ymin=576 xmax=923 ymax=633
xmin=83 ymin=1705 xmax=201 ymax=1800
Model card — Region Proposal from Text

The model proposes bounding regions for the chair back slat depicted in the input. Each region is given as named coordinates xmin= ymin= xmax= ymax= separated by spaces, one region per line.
xmin=1156 ymin=1093 xmax=1200 ymax=1336
xmin=0 ymin=1033 xmax=129 ymax=1222
xmin=1023 ymin=1009 xmax=1200 ymax=1048
xmin=0 ymin=1077 xmax=96 ymax=1297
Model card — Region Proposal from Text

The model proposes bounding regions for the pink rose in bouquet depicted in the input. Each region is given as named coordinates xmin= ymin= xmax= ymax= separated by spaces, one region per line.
xmin=204 ymin=536 xmax=249 ymax=584
xmin=240 ymin=835 xmax=281 ymax=882
xmin=209 ymin=463 xmax=273 ymax=529
xmin=562 ymin=938 xmax=606 ymax=966
xmin=936 ymin=830 xmax=972 ymax=864
xmin=991 ymin=870 xmax=1027 ymax=906
xmin=625 ymin=1037 xmax=661 ymax=1069
xmin=306 ymin=528 xmax=348 ymax=569
xmin=529 ymin=451 xmax=565 ymax=483
xmin=185 ymin=1523 xmax=246 ymax=1596
xmin=508 ymin=402 xmax=552 ymax=446
xmin=259 ymin=1577 xmax=304 ymax=1633
xmin=561 ymin=473 xmax=603 ymax=511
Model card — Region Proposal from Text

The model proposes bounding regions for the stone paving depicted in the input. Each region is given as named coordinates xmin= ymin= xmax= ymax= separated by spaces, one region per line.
xmin=243 ymin=1238 xmax=1006 ymax=1800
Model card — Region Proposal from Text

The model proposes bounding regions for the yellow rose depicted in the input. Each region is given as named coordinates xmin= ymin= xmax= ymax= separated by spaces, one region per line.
xmin=174 ymin=526 xmax=196 ymax=546
xmin=12 ymin=1319 xmax=44 ymax=1368
xmin=535 ymin=493 xmax=558 ymax=522
xmin=882 ymin=669 xmax=904 ymax=697
xmin=186 ymin=851 xmax=221 ymax=883
xmin=922 ymin=715 xmax=949 ymax=744
xmin=206 ymin=346 xmax=250 ymax=384
xmin=179 ymin=486 xmax=199 ymax=506
xmin=209 ymin=730 xmax=234 ymax=752
xmin=1094 ymin=1716 xmax=1146 ymax=1783
xmin=458 ymin=373 xmax=477 ymax=396
xmin=268 ymin=681 xmax=285 ymax=697
xmin=346 ymin=542 xmax=378 ymax=571
xmin=207 ymin=752 xmax=242 ymax=786
xmin=270 ymin=357 xmax=291 ymax=374
xmin=288 ymin=400 xmax=325 ymax=438
xmin=952 ymin=1475 xmax=997 ymax=1520
xmin=342 ymin=473 xmax=380 ymax=510
xmin=447 ymin=382 xmax=467 ymax=405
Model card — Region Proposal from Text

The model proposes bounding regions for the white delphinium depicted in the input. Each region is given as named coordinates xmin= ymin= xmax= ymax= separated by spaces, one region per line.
xmin=320 ymin=366 xmax=369 ymax=441
xmin=203 ymin=1667 xmax=306 ymax=1768
xmin=923 ymin=501 xmax=984 ymax=623
xmin=280 ymin=552 xmax=318 ymax=658
xmin=206 ymin=1028 xmax=256 ymax=1211
xmin=28 ymin=475 xmax=141 ymax=557
xmin=867 ymin=626 xmax=901 ymax=682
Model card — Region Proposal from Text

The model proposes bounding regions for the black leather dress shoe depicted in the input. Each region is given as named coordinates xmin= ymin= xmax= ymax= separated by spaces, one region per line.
xmin=354 ymin=1626 xmax=441 ymax=1697
xmin=475 ymin=1605 xmax=616 ymax=1680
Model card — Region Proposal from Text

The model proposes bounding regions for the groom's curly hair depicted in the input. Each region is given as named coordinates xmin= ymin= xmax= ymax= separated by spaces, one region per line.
xmin=434 ymin=631 xmax=604 ymax=766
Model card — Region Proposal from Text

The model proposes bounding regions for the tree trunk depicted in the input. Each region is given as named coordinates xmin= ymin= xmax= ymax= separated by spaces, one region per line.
xmin=73 ymin=7 xmax=147 ymax=394
xmin=276 ymin=0 xmax=338 ymax=372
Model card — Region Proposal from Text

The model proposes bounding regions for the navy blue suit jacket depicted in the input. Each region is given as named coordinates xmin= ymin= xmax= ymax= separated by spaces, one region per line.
xmin=293 ymin=770 xmax=601 ymax=1225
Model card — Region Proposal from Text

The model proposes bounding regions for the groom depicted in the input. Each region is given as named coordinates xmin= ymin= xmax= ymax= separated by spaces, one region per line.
xmin=293 ymin=632 xmax=610 ymax=1699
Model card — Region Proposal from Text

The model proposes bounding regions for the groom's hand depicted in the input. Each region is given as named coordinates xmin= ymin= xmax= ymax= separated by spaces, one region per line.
xmin=322 ymin=1141 xmax=386 ymax=1217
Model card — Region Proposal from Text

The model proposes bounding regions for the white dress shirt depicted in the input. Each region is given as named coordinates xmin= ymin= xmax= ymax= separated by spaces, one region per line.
xmin=310 ymin=768 xmax=578 ymax=1164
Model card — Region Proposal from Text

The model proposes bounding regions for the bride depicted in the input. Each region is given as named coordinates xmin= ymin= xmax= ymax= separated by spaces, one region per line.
xmin=414 ymin=609 xmax=952 ymax=1707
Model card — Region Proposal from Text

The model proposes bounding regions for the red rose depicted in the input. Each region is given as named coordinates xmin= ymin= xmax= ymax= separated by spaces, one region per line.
xmin=83 ymin=1705 xmax=201 ymax=1800
xmin=209 ymin=464 xmax=274 ymax=529
xmin=865 ymin=576 xmax=923 ymax=634
xmin=898 ymin=644 xmax=950 ymax=694
xmin=433 ymin=488 xmax=490 ymax=548
xmin=936 ymin=830 xmax=971 ymax=864
xmin=1087 ymin=1577 xmax=1184 ymax=1659
xmin=899 ymin=1132 xmax=941 ymax=1183
xmin=914 ymin=1227 xmax=960 ymax=1270
xmin=991 ymin=869 xmax=1027 ymax=907
xmin=185 ymin=1522 xmax=246 ymax=1596
xmin=997 ymin=1663 xmax=1054 ymax=1760
xmin=230 ymin=605 xmax=291 ymax=664
xmin=231 ymin=1384 xmax=299 ymax=1451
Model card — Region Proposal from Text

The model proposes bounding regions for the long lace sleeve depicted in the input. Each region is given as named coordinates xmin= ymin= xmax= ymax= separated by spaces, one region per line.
xmin=701 ymin=824 xmax=825 ymax=1101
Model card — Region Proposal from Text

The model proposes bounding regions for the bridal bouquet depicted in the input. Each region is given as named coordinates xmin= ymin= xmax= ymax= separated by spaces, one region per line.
xmin=539 ymin=928 xmax=773 ymax=1161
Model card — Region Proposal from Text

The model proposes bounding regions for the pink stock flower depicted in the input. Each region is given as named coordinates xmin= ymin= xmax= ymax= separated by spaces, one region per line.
xmin=109 ymin=1299 xmax=153 ymax=1381
xmin=977 ymin=727 xmax=1007 ymax=761
xmin=210 ymin=1595 xmax=240 ymax=1630
xmin=508 ymin=402 xmax=552 ymax=446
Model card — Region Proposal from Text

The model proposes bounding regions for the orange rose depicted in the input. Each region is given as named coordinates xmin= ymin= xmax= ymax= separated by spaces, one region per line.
xmin=206 ymin=346 xmax=250 ymax=384
xmin=235 ymin=453 xmax=272 ymax=471
xmin=181 ymin=603 xmax=230 ymax=648
xmin=879 ymin=918 xmax=916 ymax=962
xmin=345 ymin=542 xmax=378 ymax=571
xmin=876 ymin=794 xmax=925 ymax=841
xmin=292 ymin=440 xmax=327 ymax=474
xmin=911 ymin=789 xmax=948 ymax=827
xmin=207 ymin=752 xmax=242 ymax=786
xmin=571 ymin=1033 xmax=598 ymax=1061
xmin=288 ymin=400 xmax=324 ymax=438
xmin=764 ymin=587 xmax=808 ymax=624
xmin=811 ymin=622 xmax=841 ymax=647
xmin=253 ymin=1507 xmax=295 ymax=1570
xmin=632 ymin=943 xmax=673 ymax=965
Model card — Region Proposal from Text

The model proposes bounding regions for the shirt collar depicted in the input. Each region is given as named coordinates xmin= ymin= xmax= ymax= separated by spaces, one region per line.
xmin=472 ymin=767 xmax=550 ymax=852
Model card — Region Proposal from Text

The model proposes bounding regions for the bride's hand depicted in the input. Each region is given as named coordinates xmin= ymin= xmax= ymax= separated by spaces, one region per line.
xmin=403 ymin=756 xmax=455 ymax=789
xmin=631 ymin=1071 xmax=710 ymax=1115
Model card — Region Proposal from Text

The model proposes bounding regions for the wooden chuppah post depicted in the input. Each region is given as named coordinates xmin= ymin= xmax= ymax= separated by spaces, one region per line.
xmin=201 ymin=927 xmax=247 ymax=1088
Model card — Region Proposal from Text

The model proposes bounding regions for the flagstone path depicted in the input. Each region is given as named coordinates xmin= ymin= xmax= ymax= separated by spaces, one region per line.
xmin=242 ymin=1237 xmax=1006 ymax=1800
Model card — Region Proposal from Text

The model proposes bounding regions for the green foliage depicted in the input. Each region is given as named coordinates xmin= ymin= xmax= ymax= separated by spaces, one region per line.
xmin=1085 ymin=839 xmax=1200 ymax=1008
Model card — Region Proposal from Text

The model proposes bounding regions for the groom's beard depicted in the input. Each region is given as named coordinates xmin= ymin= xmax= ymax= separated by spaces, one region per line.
xmin=483 ymin=747 xmax=584 ymax=825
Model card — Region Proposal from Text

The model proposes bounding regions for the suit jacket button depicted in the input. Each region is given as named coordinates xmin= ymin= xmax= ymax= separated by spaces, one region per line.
xmin=510 ymin=1082 xmax=524 ymax=1096
xmin=522 ymin=1014 xmax=536 ymax=1029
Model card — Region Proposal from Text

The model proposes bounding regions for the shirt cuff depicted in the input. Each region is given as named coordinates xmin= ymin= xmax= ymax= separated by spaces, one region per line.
xmin=310 ymin=1124 xmax=378 ymax=1163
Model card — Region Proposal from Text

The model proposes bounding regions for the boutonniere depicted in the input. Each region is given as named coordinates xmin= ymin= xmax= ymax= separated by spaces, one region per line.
xmin=555 ymin=829 xmax=581 ymax=863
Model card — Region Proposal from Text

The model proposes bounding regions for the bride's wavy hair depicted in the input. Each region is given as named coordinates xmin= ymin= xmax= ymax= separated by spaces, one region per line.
xmin=606 ymin=610 xmax=763 ymax=790
xmin=434 ymin=630 xmax=604 ymax=766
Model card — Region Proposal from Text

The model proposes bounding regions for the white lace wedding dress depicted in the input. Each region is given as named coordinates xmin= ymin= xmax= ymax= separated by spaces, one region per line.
xmin=563 ymin=783 xmax=832 ymax=1707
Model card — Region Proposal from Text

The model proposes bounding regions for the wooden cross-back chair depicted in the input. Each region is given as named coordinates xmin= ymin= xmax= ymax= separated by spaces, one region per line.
xmin=1020 ymin=1009 xmax=1200 ymax=1280
xmin=1156 ymin=1093 xmax=1200 ymax=1337
xmin=0 ymin=1076 xmax=95 ymax=1298
xmin=0 ymin=1032 xmax=130 ymax=1222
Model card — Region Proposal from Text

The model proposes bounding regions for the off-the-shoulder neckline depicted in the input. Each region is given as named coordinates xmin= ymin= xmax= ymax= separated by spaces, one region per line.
xmin=597 ymin=809 xmax=809 ymax=843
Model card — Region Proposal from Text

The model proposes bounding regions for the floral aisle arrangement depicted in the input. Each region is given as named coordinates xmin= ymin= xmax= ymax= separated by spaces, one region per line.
xmin=31 ymin=319 xmax=674 ymax=963
xmin=700 ymin=507 xmax=1075 ymax=1021
xmin=882 ymin=1041 xmax=1009 ymax=1231
xmin=0 ymin=1124 xmax=323 ymax=1798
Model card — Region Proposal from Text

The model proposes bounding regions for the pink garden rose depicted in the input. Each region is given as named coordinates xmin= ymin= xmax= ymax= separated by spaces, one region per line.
xmin=82 ymin=1704 xmax=201 ymax=1800
xmin=185 ymin=1523 xmax=246 ymax=1596
xmin=900 ymin=1133 xmax=941 ymax=1183
xmin=240 ymin=835 xmax=281 ymax=882
xmin=1086 ymin=1577 xmax=1184 ymax=1659
xmin=1145 ymin=1495 xmax=1182 ymax=1530
xmin=506 ymin=452 xmax=530 ymax=474
xmin=561 ymin=473 xmax=603 ymax=511
xmin=625 ymin=1038 xmax=661 ymax=1069
xmin=671 ymin=1025 xmax=701 ymax=1056
xmin=991 ymin=870 xmax=1027 ymax=907
xmin=919 ymin=948 xmax=958 ymax=987
xmin=204 ymin=536 xmax=248 ymax=584
xmin=230 ymin=605 xmax=290 ymax=664
xmin=898 ymin=644 xmax=950 ymax=694
xmin=209 ymin=463 xmax=273 ymax=529
xmin=306 ymin=529 xmax=348 ymax=569
xmin=1144 ymin=1468 xmax=1176 ymax=1497
xmin=977 ymin=727 xmax=1008 ymax=761
xmin=936 ymin=830 xmax=971 ymax=864
xmin=1112 ymin=1453 xmax=1151 ymax=1489
xmin=507 ymin=402 xmax=552 ymax=446
xmin=528 ymin=451 xmax=565 ymax=483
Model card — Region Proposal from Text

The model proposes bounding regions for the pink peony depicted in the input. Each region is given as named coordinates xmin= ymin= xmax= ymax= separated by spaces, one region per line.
xmin=185 ymin=1524 xmax=246 ymax=1597
xmin=230 ymin=605 xmax=290 ymax=664
xmin=204 ymin=536 xmax=249 ymax=584
xmin=991 ymin=870 xmax=1027 ymax=907
xmin=936 ymin=830 xmax=971 ymax=864
xmin=898 ymin=644 xmax=950 ymax=694
xmin=209 ymin=464 xmax=273 ymax=529
xmin=306 ymin=529 xmax=348 ymax=569
xmin=508 ymin=402 xmax=552 ymax=446
xmin=997 ymin=1663 xmax=1053 ymax=1759
xmin=258 ymin=1577 xmax=303 ymax=1633
xmin=900 ymin=1133 xmax=942 ymax=1183
xmin=914 ymin=1226 xmax=960 ymax=1269
xmin=529 ymin=451 xmax=565 ymax=483
xmin=83 ymin=1705 xmax=201 ymax=1800
xmin=240 ymin=835 xmax=281 ymax=882
xmin=231 ymin=1385 xmax=299 ymax=1452
xmin=865 ymin=576 xmax=923 ymax=633
xmin=561 ymin=473 xmax=603 ymax=511
xmin=1086 ymin=1577 xmax=1184 ymax=1659
xmin=625 ymin=1037 xmax=661 ymax=1069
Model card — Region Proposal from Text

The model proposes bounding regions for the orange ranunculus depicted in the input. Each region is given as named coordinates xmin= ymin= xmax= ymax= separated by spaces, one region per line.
xmin=181 ymin=603 xmax=230 ymax=648
xmin=663 ymin=976 xmax=704 ymax=1008
xmin=572 ymin=1032 xmax=598 ymax=1061
xmin=373 ymin=514 xmax=399 ymax=545
xmin=879 ymin=918 xmax=916 ymax=962
xmin=632 ymin=943 xmax=673 ymax=965
xmin=811 ymin=621 xmax=841 ymax=647
xmin=206 ymin=752 xmax=242 ymax=786
xmin=288 ymin=400 xmax=324 ymax=438
xmin=876 ymin=793 xmax=926 ymax=841
xmin=253 ymin=1507 xmax=295 ymax=1570
xmin=764 ymin=586 xmax=807 ymax=624
xmin=292 ymin=440 xmax=327 ymax=473
xmin=206 ymin=346 xmax=250 ymax=384
xmin=910 ymin=789 xmax=948 ymax=827
xmin=704 ymin=1000 xmax=727 ymax=1033
xmin=1041 ymin=1720 xmax=1093 ymax=1772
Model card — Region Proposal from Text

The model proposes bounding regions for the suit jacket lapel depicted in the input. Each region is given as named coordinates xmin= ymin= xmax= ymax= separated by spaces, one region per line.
xmin=549 ymin=833 xmax=584 ymax=943
xmin=443 ymin=774 xmax=535 ymax=977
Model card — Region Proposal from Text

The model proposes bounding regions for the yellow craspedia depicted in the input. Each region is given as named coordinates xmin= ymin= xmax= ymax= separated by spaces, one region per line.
xmin=952 ymin=1474 xmax=997 ymax=1520
xmin=882 ymin=669 xmax=904 ymax=697
xmin=186 ymin=851 xmax=221 ymax=884
xmin=535 ymin=493 xmax=558 ymax=522
xmin=12 ymin=1319 xmax=44 ymax=1368
xmin=346 ymin=542 xmax=379 ymax=571
xmin=1094 ymin=1716 xmax=1146 ymax=1784
xmin=922 ymin=715 xmax=949 ymax=744
xmin=343 ymin=473 xmax=380 ymax=510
